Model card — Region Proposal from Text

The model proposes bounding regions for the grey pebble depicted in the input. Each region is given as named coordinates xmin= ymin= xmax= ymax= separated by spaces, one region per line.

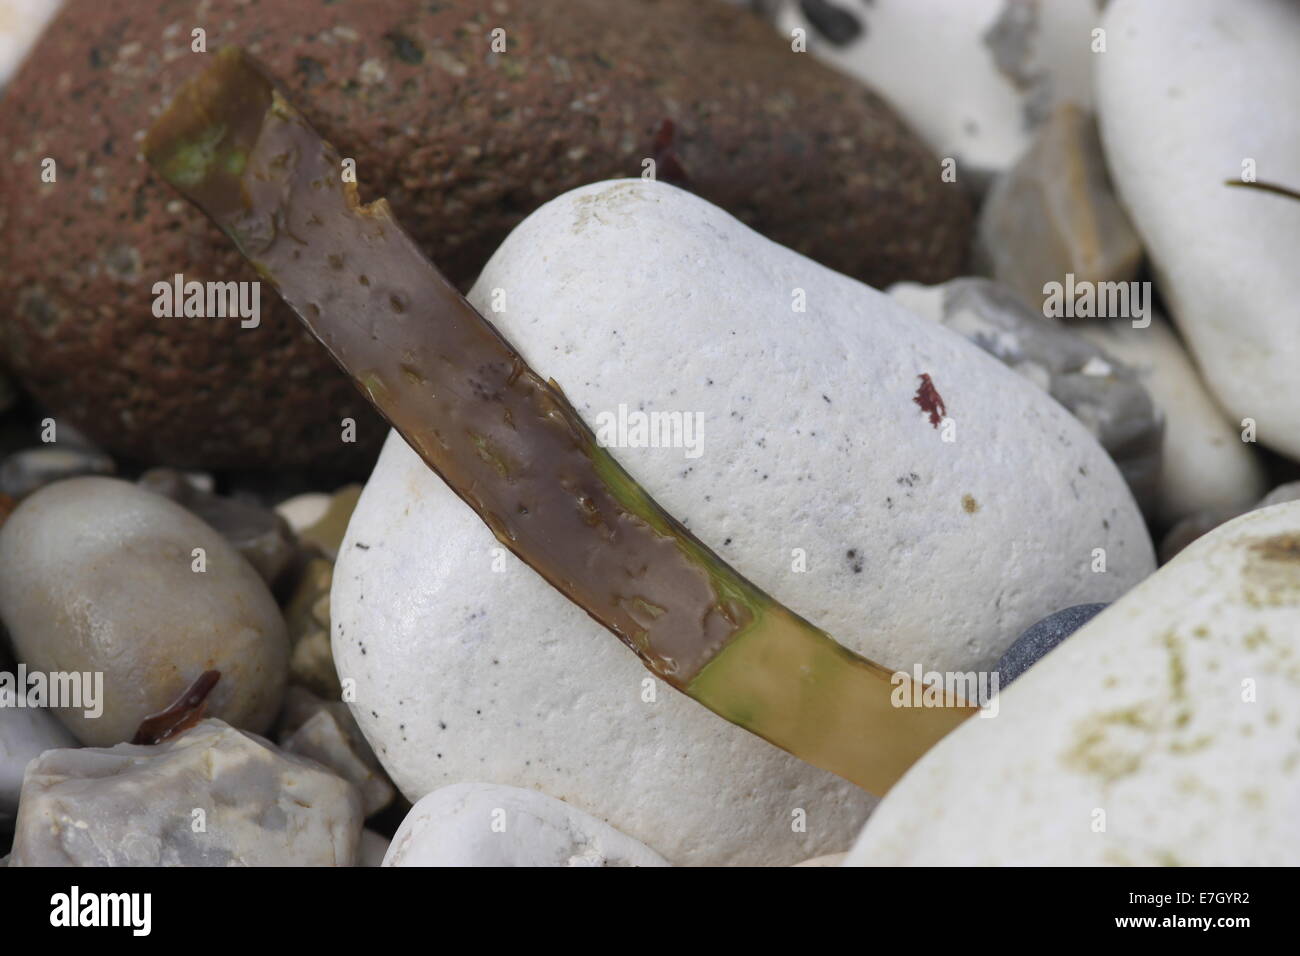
xmin=0 ymin=446 xmax=114 ymax=498
xmin=996 ymin=603 xmax=1108 ymax=686
xmin=138 ymin=468 xmax=297 ymax=587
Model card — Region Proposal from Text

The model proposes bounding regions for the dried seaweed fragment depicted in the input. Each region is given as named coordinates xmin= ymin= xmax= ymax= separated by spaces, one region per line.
xmin=132 ymin=670 xmax=221 ymax=745
xmin=143 ymin=48 xmax=974 ymax=794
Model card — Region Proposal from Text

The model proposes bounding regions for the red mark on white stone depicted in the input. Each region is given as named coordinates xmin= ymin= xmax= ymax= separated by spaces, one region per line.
xmin=913 ymin=373 xmax=946 ymax=428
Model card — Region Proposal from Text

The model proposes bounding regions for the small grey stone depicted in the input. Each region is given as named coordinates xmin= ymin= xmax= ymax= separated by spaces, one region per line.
xmin=0 ymin=446 xmax=114 ymax=498
xmin=799 ymin=0 xmax=864 ymax=45
xmin=358 ymin=829 xmax=390 ymax=867
xmin=1256 ymin=480 xmax=1300 ymax=510
xmin=976 ymin=103 xmax=1143 ymax=311
xmin=1159 ymin=506 xmax=1242 ymax=564
xmin=276 ymin=686 xmax=394 ymax=818
xmin=997 ymin=603 xmax=1108 ymax=686
xmin=139 ymin=468 xmax=297 ymax=587
xmin=8 ymin=719 xmax=361 ymax=866
xmin=1160 ymin=480 xmax=1300 ymax=563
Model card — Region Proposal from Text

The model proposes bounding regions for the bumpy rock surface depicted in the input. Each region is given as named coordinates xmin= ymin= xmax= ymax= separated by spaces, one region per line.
xmin=1095 ymin=0 xmax=1300 ymax=460
xmin=847 ymin=502 xmax=1300 ymax=866
xmin=384 ymin=783 xmax=669 ymax=867
xmin=977 ymin=103 xmax=1143 ymax=309
xmin=0 ymin=0 xmax=970 ymax=472
xmin=889 ymin=278 xmax=1163 ymax=509
xmin=8 ymin=719 xmax=361 ymax=866
xmin=0 ymin=477 xmax=288 ymax=745
xmin=333 ymin=180 xmax=1152 ymax=866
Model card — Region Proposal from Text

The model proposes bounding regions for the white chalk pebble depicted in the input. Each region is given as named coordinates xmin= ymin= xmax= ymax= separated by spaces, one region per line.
xmin=334 ymin=179 xmax=1153 ymax=866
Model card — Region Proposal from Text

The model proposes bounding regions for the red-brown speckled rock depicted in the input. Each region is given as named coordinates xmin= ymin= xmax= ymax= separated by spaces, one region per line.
xmin=0 ymin=0 xmax=971 ymax=472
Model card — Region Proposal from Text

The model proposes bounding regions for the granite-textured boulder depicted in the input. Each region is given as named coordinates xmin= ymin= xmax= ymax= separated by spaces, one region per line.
xmin=384 ymin=783 xmax=669 ymax=867
xmin=8 ymin=719 xmax=361 ymax=866
xmin=847 ymin=502 xmax=1300 ymax=866
xmin=0 ymin=477 xmax=288 ymax=745
xmin=333 ymin=180 xmax=1152 ymax=866
xmin=0 ymin=0 xmax=970 ymax=472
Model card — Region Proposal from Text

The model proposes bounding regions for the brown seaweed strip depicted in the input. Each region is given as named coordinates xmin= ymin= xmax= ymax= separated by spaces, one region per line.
xmin=143 ymin=48 xmax=974 ymax=794
xmin=1223 ymin=179 xmax=1300 ymax=203
xmin=131 ymin=670 xmax=221 ymax=745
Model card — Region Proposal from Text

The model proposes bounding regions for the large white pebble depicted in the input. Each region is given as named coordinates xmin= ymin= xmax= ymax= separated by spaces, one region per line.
xmin=1095 ymin=0 xmax=1300 ymax=459
xmin=847 ymin=501 xmax=1300 ymax=866
xmin=1074 ymin=315 xmax=1267 ymax=526
xmin=0 ymin=477 xmax=288 ymax=745
xmin=384 ymin=783 xmax=669 ymax=867
xmin=333 ymin=179 xmax=1152 ymax=866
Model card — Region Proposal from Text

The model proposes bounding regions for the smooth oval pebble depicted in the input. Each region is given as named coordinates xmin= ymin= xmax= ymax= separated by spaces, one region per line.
xmin=995 ymin=603 xmax=1108 ymax=686
xmin=384 ymin=783 xmax=669 ymax=867
xmin=0 ymin=477 xmax=288 ymax=745
xmin=333 ymin=179 xmax=1152 ymax=866
xmin=1095 ymin=0 xmax=1300 ymax=460
xmin=846 ymin=501 xmax=1300 ymax=865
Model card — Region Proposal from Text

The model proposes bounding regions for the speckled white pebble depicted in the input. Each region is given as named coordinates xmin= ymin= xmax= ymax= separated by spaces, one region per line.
xmin=846 ymin=501 xmax=1300 ymax=866
xmin=333 ymin=179 xmax=1152 ymax=866
xmin=383 ymin=783 xmax=669 ymax=867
